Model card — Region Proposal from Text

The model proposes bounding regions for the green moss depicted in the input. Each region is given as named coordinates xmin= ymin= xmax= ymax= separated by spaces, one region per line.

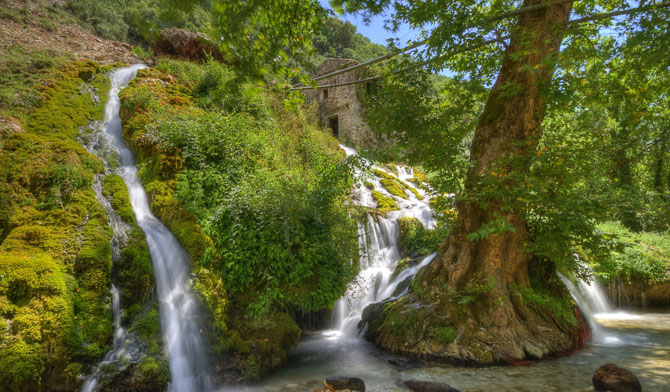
xmin=432 ymin=326 xmax=457 ymax=345
xmin=0 ymin=46 xmax=72 ymax=118
xmin=0 ymin=58 xmax=115 ymax=391
xmin=518 ymin=286 xmax=576 ymax=326
xmin=373 ymin=168 xmax=395 ymax=180
xmin=380 ymin=178 xmax=408 ymax=199
xmin=135 ymin=355 xmax=169 ymax=389
xmin=102 ymin=174 xmax=136 ymax=224
xmin=363 ymin=180 xmax=374 ymax=190
xmin=228 ymin=311 xmax=302 ymax=380
xmin=117 ymin=230 xmax=153 ymax=316
xmin=408 ymin=186 xmax=424 ymax=200
xmin=372 ymin=190 xmax=399 ymax=213
xmin=391 ymin=257 xmax=411 ymax=279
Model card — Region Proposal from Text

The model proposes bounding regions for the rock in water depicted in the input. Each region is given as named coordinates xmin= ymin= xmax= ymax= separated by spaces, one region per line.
xmin=404 ymin=379 xmax=460 ymax=392
xmin=593 ymin=364 xmax=642 ymax=392
xmin=324 ymin=376 xmax=366 ymax=391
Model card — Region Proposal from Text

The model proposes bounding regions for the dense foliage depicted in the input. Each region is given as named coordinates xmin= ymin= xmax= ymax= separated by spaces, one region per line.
xmin=118 ymin=58 xmax=359 ymax=378
xmin=65 ymin=0 xmax=211 ymax=44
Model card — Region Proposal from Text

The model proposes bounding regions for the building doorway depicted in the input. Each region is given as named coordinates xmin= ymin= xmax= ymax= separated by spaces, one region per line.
xmin=328 ymin=116 xmax=339 ymax=138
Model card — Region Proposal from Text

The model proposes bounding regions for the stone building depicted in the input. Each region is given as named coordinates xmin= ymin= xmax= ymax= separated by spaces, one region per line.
xmin=303 ymin=58 xmax=378 ymax=148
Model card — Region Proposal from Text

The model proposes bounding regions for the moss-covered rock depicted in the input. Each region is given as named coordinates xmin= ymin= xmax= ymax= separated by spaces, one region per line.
xmin=372 ymin=190 xmax=398 ymax=213
xmin=102 ymin=174 xmax=136 ymax=224
xmin=0 ymin=58 xmax=116 ymax=391
xmin=380 ymin=178 xmax=408 ymax=199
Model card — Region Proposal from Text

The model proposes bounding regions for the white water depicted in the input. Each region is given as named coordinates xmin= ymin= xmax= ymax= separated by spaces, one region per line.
xmin=330 ymin=145 xmax=437 ymax=338
xmin=95 ymin=65 xmax=212 ymax=392
xmin=559 ymin=269 xmax=641 ymax=346
xmin=81 ymin=286 xmax=130 ymax=392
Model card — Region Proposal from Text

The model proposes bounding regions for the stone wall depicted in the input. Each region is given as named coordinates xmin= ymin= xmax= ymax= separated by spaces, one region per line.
xmin=303 ymin=58 xmax=378 ymax=148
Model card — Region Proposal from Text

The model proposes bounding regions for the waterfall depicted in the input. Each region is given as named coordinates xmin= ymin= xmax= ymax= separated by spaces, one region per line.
xmin=331 ymin=145 xmax=437 ymax=338
xmin=83 ymin=65 xmax=212 ymax=392
xmin=558 ymin=268 xmax=613 ymax=316
xmin=558 ymin=270 xmax=623 ymax=345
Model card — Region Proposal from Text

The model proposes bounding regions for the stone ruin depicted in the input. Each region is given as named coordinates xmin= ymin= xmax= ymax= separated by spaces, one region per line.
xmin=303 ymin=58 xmax=379 ymax=148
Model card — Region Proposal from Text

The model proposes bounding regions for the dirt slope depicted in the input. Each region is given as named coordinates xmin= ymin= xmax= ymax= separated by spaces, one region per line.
xmin=1 ymin=0 xmax=140 ymax=65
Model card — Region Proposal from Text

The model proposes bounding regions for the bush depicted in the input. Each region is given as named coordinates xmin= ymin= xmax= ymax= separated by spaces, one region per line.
xmin=65 ymin=0 xmax=129 ymax=41
xmin=590 ymin=221 xmax=670 ymax=284
xmin=397 ymin=217 xmax=447 ymax=256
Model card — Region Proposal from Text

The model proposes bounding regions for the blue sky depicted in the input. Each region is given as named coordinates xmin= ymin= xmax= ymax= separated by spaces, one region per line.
xmin=318 ymin=0 xmax=422 ymax=47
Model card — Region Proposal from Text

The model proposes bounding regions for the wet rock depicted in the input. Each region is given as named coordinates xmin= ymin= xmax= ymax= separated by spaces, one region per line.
xmin=359 ymin=300 xmax=385 ymax=330
xmin=593 ymin=364 xmax=642 ymax=392
xmin=152 ymin=28 xmax=223 ymax=62
xmin=392 ymin=275 xmax=413 ymax=297
xmin=324 ymin=376 xmax=366 ymax=391
xmin=403 ymin=379 xmax=460 ymax=392
xmin=387 ymin=356 xmax=419 ymax=370
xmin=606 ymin=282 xmax=670 ymax=308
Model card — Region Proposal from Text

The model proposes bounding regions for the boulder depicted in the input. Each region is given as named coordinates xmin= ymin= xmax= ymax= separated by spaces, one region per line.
xmin=324 ymin=376 xmax=365 ymax=392
xmin=593 ymin=364 xmax=642 ymax=392
xmin=0 ymin=116 xmax=24 ymax=138
xmin=403 ymin=379 xmax=460 ymax=392
xmin=152 ymin=28 xmax=223 ymax=62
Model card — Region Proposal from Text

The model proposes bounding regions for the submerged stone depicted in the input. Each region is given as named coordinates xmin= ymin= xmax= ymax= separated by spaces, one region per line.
xmin=403 ymin=379 xmax=460 ymax=392
xmin=324 ymin=376 xmax=366 ymax=391
xmin=593 ymin=363 xmax=642 ymax=392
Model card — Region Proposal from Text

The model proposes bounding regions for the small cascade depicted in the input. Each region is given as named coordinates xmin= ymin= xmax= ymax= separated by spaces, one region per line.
xmin=81 ymin=286 xmax=131 ymax=392
xmin=331 ymin=145 xmax=437 ymax=338
xmin=380 ymin=253 xmax=436 ymax=299
xmin=558 ymin=270 xmax=629 ymax=346
xmin=576 ymin=273 xmax=613 ymax=314
xmin=79 ymin=174 xmax=135 ymax=391
xmin=82 ymin=65 xmax=212 ymax=392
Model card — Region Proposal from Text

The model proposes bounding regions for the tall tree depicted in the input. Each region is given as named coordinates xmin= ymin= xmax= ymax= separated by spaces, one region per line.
xmin=340 ymin=0 xmax=669 ymax=362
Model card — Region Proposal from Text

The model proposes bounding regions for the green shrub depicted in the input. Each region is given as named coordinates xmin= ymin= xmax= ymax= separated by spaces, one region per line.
xmin=397 ymin=217 xmax=447 ymax=256
xmin=65 ymin=0 xmax=129 ymax=41
xmin=590 ymin=221 xmax=670 ymax=284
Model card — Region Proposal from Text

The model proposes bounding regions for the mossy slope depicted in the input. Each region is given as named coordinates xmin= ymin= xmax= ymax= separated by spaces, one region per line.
xmin=0 ymin=56 xmax=114 ymax=391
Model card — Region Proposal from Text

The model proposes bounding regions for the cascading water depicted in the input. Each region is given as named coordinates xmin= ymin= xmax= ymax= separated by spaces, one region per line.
xmin=558 ymin=269 xmax=630 ymax=346
xmin=331 ymin=145 xmax=437 ymax=338
xmin=84 ymin=65 xmax=212 ymax=392
xmin=81 ymin=286 xmax=130 ymax=392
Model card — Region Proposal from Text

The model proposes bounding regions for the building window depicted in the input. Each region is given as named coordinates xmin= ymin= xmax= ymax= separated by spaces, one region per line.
xmin=328 ymin=116 xmax=339 ymax=138
xmin=322 ymin=89 xmax=329 ymax=100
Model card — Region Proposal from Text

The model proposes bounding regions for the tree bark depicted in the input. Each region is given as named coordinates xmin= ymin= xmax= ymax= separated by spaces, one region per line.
xmin=361 ymin=0 xmax=589 ymax=363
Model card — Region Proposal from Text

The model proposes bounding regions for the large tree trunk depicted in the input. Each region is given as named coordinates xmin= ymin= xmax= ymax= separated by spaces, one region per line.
xmin=361 ymin=0 xmax=590 ymax=363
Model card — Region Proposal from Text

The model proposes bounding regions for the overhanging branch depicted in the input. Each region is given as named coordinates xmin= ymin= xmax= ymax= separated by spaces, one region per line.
xmin=291 ymin=1 xmax=670 ymax=91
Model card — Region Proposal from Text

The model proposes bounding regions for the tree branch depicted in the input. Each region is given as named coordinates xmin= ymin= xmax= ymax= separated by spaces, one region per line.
xmin=291 ymin=1 xmax=670 ymax=91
